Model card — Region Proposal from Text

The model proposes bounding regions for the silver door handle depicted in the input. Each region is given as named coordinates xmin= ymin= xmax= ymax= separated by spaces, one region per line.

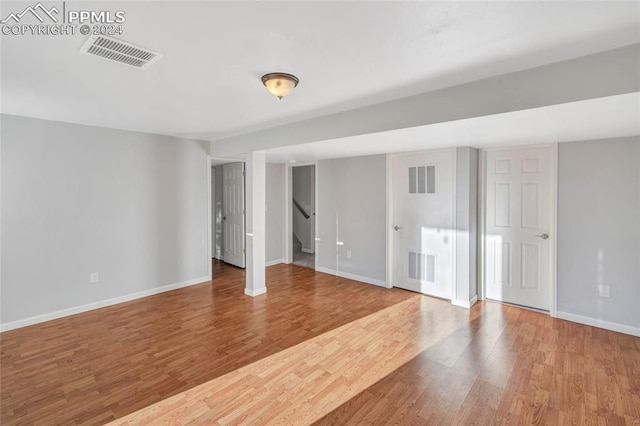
xmin=394 ymin=225 xmax=403 ymax=231
xmin=535 ymin=233 xmax=549 ymax=240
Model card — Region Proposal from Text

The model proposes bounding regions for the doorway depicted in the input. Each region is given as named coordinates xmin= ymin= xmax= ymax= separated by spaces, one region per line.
xmin=390 ymin=149 xmax=456 ymax=299
xmin=212 ymin=161 xmax=246 ymax=269
xmin=482 ymin=145 xmax=555 ymax=311
xmin=291 ymin=165 xmax=316 ymax=269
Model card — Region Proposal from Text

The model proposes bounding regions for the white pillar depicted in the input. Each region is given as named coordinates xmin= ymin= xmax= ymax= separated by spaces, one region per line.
xmin=453 ymin=147 xmax=479 ymax=308
xmin=245 ymin=151 xmax=267 ymax=296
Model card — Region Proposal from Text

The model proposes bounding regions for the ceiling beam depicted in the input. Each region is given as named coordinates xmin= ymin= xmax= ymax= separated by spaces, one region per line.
xmin=212 ymin=43 xmax=640 ymax=157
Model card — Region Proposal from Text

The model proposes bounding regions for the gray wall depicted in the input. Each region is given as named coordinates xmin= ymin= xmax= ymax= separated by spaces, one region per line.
xmin=266 ymin=163 xmax=285 ymax=263
xmin=1 ymin=114 xmax=210 ymax=325
xmin=558 ymin=137 xmax=640 ymax=329
xmin=316 ymin=155 xmax=386 ymax=284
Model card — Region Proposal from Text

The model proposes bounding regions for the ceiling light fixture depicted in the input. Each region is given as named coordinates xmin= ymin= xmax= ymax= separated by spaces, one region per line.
xmin=261 ymin=72 xmax=299 ymax=100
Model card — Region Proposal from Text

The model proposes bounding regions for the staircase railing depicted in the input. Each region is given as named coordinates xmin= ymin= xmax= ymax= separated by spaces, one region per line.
xmin=293 ymin=198 xmax=310 ymax=219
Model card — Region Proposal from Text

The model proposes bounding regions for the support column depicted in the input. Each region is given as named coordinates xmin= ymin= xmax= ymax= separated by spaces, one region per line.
xmin=454 ymin=147 xmax=479 ymax=308
xmin=245 ymin=151 xmax=267 ymax=296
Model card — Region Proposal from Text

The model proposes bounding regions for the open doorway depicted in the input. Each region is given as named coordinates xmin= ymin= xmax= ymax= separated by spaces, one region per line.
xmin=291 ymin=165 xmax=315 ymax=268
xmin=212 ymin=161 xmax=246 ymax=269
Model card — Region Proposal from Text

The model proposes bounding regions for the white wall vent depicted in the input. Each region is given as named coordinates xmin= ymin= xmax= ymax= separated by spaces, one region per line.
xmin=79 ymin=35 xmax=163 ymax=70
xmin=408 ymin=251 xmax=436 ymax=282
xmin=408 ymin=165 xmax=436 ymax=194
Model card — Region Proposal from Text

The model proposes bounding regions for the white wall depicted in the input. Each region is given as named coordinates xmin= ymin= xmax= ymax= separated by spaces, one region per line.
xmin=266 ymin=163 xmax=285 ymax=264
xmin=316 ymin=155 xmax=386 ymax=285
xmin=557 ymin=137 xmax=640 ymax=332
xmin=1 ymin=114 xmax=210 ymax=328
xmin=245 ymin=152 xmax=266 ymax=295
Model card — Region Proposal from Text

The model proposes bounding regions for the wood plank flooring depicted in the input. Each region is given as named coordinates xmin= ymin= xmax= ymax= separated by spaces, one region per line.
xmin=2 ymin=261 xmax=639 ymax=424
xmin=316 ymin=304 xmax=640 ymax=425
xmin=0 ymin=261 xmax=413 ymax=425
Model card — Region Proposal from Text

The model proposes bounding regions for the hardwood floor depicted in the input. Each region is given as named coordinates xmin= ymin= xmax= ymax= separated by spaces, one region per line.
xmin=0 ymin=261 xmax=413 ymax=424
xmin=2 ymin=261 xmax=639 ymax=424
xmin=315 ymin=304 xmax=640 ymax=425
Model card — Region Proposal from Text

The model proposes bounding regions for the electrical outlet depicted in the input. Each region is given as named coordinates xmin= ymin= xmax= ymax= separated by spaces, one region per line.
xmin=598 ymin=285 xmax=610 ymax=298
xmin=347 ymin=250 xmax=352 ymax=259
xmin=90 ymin=272 xmax=99 ymax=283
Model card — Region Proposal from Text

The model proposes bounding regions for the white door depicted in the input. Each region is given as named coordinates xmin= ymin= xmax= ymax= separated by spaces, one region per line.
xmin=223 ymin=162 xmax=245 ymax=268
xmin=392 ymin=149 xmax=455 ymax=299
xmin=485 ymin=146 xmax=552 ymax=310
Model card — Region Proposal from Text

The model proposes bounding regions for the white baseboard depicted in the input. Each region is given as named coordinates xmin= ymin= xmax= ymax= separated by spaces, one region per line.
xmin=452 ymin=295 xmax=479 ymax=309
xmin=265 ymin=259 xmax=285 ymax=267
xmin=314 ymin=266 xmax=334 ymax=275
xmin=556 ymin=311 xmax=640 ymax=337
xmin=315 ymin=267 xmax=387 ymax=288
xmin=0 ymin=275 xmax=210 ymax=333
xmin=244 ymin=287 xmax=267 ymax=297
xmin=301 ymin=248 xmax=315 ymax=254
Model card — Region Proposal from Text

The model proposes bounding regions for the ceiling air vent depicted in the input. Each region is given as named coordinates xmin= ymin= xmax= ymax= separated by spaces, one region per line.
xmin=79 ymin=35 xmax=163 ymax=70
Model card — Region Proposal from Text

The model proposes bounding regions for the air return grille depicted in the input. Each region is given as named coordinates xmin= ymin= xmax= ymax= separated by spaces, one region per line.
xmin=79 ymin=35 xmax=163 ymax=69
xmin=408 ymin=251 xmax=436 ymax=282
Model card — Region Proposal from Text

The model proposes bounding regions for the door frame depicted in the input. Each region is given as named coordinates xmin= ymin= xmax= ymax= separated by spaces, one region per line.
xmin=222 ymin=161 xmax=247 ymax=268
xmin=211 ymin=159 xmax=248 ymax=269
xmin=285 ymin=162 xmax=318 ymax=267
xmin=206 ymin=155 xmax=212 ymax=280
xmin=478 ymin=143 xmax=558 ymax=316
xmin=386 ymin=148 xmax=458 ymax=298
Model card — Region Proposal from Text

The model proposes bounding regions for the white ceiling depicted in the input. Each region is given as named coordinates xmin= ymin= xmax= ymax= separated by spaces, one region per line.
xmin=1 ymin=1 xmax=639 ymax=142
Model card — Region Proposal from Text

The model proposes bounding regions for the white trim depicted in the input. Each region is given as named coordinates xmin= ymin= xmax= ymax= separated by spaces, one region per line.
xmin=241 ymin=161 xmax=247 ymax=268
xmin=207 ymin=155 xmax=213 ymax=280
xmin=285 ymin=165 xmax=292 ymax=264
xmin=301 ymin=248 xmax=314 ymax=254
xmin=285 ymin=162 xmax=318 ymax=267
xmin=556 ymin=311 xmax=640 ymax=337
xmin=550 ymin=142 xmax=559 ymax=317
xmin=0 ymin=276 xmax=210 ymax=333
xmin=265 ymin=258 xmax=285 ymax=267
xmin=315 ymin=266 xmax=387 ymax=288
xmin=385 ymin=154 xmax=393 ymax=288
xmin=479 ymin=143 xmax=557 ymax=314
xmin=452 ymin=149 xmax=458 ymax=306
xmin=314 ymin=162 xmax=319 ymax=270
xmin=244 ymin=287 xmax=267 ymax=297
xmin=452 ymin=295 xmax=478 ymax=309
xmin=478 ymin=150 xmax=486 ymax=301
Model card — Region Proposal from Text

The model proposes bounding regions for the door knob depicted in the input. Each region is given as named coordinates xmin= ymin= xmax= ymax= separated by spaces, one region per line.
xmin=535 ymin=233 xmax=549 ymax=240
xmin=223 ymin=216 xmax=226 ymax=220
xmin=394 ymin=225 xmax=403 ymax=231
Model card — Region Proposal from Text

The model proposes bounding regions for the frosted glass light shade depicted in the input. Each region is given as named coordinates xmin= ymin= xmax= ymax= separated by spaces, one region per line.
xmin=261 ymin=73 xmax=299 ymax=99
